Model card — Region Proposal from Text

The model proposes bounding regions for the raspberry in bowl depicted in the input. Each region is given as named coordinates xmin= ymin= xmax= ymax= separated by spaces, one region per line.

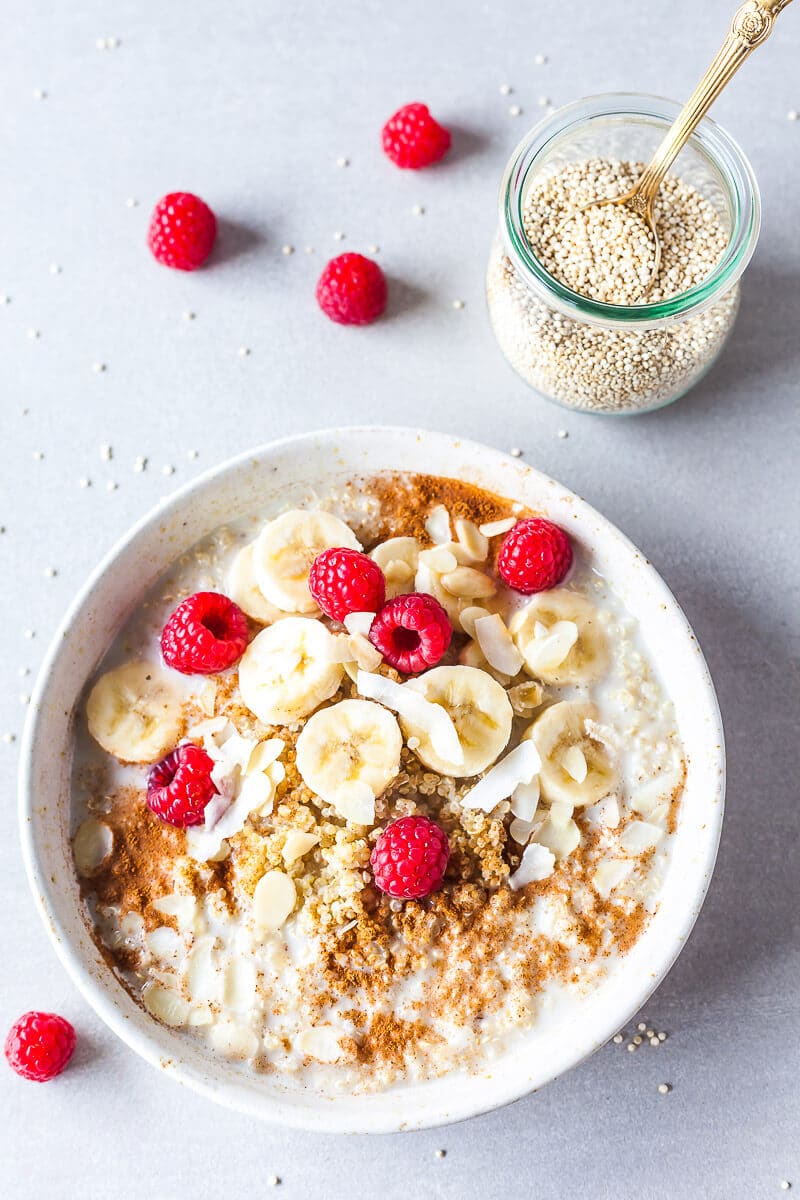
xmin=21 ymin=428 xmax=724 ymax=1132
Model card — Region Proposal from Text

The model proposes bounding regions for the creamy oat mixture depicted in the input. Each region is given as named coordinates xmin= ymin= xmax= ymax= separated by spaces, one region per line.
xmin=72 ymin=473 xmax=685 ymax=1092
xmin=487 ymin=158 xmax=740 ymax=412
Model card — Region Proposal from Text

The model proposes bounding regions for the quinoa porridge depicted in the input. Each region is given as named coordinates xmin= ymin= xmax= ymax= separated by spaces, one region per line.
xmin=71 ymin=472 xmax=685 ymax=1093
xmin=487 ymin=157 xmax=740 ymax=413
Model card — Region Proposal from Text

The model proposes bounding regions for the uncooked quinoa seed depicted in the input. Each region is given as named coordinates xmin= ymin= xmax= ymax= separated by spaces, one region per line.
xmin=487 ymin=158 xmax=740 ymax=413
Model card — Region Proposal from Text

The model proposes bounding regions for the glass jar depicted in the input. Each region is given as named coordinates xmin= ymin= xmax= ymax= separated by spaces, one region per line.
xmin=486 ymin=93 xmax=761 ymax=415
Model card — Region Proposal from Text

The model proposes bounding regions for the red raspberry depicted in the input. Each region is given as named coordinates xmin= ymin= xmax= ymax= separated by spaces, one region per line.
xmin=496 ymin=518 xmax=573 ymax=593
xmin=371 ymin=815 xmax=450 ymax=899
xmin=147 ymin=743 xmax=218 ymax=827
xmin=316 ymin=253 xmax=387 ymax=326
xmin=161 ymin=591 xmax=249 ymax=675
xmin=308 ymin=548 xmax=386 ymax=622
xmin=5 ymin=1012 xmax=76 ymax=1082
xmin=381 ymin=102 xmax=451 ymax=169
xmin=147 ymin=192 xmax=217 ymax=271
xmin=369 ymin=592 xmax=452 ymax=674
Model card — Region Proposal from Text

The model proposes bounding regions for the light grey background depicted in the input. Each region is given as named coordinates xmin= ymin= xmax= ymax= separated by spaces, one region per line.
xmin=1 ymin=1 xmax=798 ymax=1196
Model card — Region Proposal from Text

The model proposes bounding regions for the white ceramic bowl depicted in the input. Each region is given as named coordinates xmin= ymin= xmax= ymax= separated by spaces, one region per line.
xmin=19 ymin=427 xmax=724 ymax=1133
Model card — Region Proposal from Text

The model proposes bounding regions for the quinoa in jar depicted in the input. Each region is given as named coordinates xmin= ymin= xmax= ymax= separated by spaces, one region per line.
xmin=487 ymin=94 xmax=761 ymax=414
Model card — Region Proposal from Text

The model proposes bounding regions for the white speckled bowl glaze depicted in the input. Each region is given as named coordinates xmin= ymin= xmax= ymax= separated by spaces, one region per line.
xmin=19 ymin=427 xmax=724 ymax=1133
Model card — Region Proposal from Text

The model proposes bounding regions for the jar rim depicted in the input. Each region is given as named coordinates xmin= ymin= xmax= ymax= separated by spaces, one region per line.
xmin=499 ymin=92 xmax=761 ymax=326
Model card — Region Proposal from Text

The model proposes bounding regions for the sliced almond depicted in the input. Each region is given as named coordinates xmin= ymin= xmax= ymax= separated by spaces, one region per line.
xmin=525 ymin=620 xmax=579 ymax=673
xmin=454 ymin=518 xmax=489 ymax=562
xmin=282 ymin=829 xmax=320 ymax=866
xmin=146 ymin=926 xmax=182 ymax=962
xmin=348 ymin=633 xmax=383 ymax=672
xmin=247 ymin=737 xmax=285 ymax=775
xmin=343 ymin=611 xmax=376 ymax=638
xmin=479 ymin=517 xmax=516 ymax=538
xmin=509 ymin=817 xmax=535 ymax=844
xmin=562 ymin=745 xmax=588 ymax=784
xmin=441 ymin=566 xmax=496 ymax=599
xmin=418 ymin=545 xmax=458 ymax=574
xmin=209 ymin=1019 xmax=258 ymax=1060
xmin=224 ymin=957 xmax=257 ymax=1012
xmin=424 ymin=505 xmax=451 ymax=544
xmin=142 ymin=981 xmax=190 ymax=1027
xmin=474 ymin=613 xmax=524 ymax=676
xmin=73 ymin=817 xmax=113 ymax=875
xmin=459 ymin=605 xmax=490 ymax=640
xmin=253 ymin=870 xmax=296 ymax=931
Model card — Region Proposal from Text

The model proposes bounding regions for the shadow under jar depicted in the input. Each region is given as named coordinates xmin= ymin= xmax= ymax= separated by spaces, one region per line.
xmin=486 ymin=93 xmax=761 ymax=415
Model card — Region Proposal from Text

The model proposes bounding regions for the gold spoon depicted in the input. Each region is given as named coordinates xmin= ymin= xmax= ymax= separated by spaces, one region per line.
xmin=560 ymin=0 xmax=794 ymax=300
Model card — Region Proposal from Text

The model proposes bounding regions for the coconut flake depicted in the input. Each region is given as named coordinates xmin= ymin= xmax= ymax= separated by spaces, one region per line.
xmin=186 ymin=773 xmax=274 ymax=861
xmin=479 ymin=517 xmax=516 ymax=538
xmin=146 ymin=926 xmax=182 ymax=962
xmin=462 ymin=740 xmax=541 ymax=812
xmin=343 ymin=611 xmax=376 ymax=637
xmin=511 ymin=776 xmax=540 ymax=821
xmin=620 ymin=820 xmax=665 ymax=855
xmin=593 ymin=858 xmax=635 ymax=898
xmin=356 ymin=670 xmax=464 ymax=767
xmin=533 ymin=809 xmax=580 ymax=860
xmin=459 ymin=606 xmax=490 ymax=640
xmin=224 ymin=957 xmax=257 ymax=1012
xmin=562 ymin=745 xmax=588 ymax=783
xmin=509 ymin=842 xmax=556 ymax=888
xmin=209 ymin=1019 xmax=258 ymax=1060
xmin=218 ymin=731 xmax=260 ymax=771
xmin=425 ymin=504 xmax=452 ymax=544
xmin=474 ymin=613 xmax=524 ymax=676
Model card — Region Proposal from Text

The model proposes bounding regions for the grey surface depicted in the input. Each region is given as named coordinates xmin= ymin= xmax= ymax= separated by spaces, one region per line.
xmin=1 ymin=0 xmax=799 ymax=1196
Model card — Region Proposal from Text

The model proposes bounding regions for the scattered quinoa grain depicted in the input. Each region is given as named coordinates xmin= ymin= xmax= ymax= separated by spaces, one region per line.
xmin=612 ymin=1034 xmax=623 ymax=1044
xmin=508 ymin=105 xmax=522 ymax=117
xmin=657 ymin=1083 xmax=671 ymax=1095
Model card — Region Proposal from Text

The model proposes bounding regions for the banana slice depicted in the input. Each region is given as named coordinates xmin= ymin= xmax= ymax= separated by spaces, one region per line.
xmin=296 ymin=699 xmax=401 ymax=817
xmin=370 ymin=537 xmax=419 ymax=600
xmin=253 ymin=509 xmax=361 ymax=613
xmin=86 ymin=661 xmax=183 ymax=763
xmin=510 ymin=589 xmax=609 ymax=684
xmin=528 ymin=700 xmax=618 ymax=807
xmin=403 ymin=665 xmax=512 ymax=777
xmin=238 ymin=618 xmax=343 ymax=726
xmin=228 ymin=542 xmax=291 ymax=624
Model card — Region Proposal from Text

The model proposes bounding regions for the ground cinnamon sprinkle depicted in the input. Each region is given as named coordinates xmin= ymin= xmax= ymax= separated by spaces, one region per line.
xmin=362 ymin=471 xmax=529 ymax=545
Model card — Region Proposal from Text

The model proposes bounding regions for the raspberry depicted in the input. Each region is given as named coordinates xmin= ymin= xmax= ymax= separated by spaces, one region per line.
xmin=147 ymin=743 xmax=218 ymax=827
xmin=371 ymin=815 xmax=450 ymax=899
xmin=496 ymin=518 xmax=573 ymax=593
xmin=147 ymin=192 xmax=217 ymax=271
xmin=316 ymin=253 xmax=387 ymax=326
xmin=381 ymin=102 xmax=452 ymax=169
xmin=5 ymin=1012 xmax=76 ymax=1082
xmin=369 ymin=592 xmax=452 ymax=674
xmin=308 ymin=548 xmax=386 ymax=622
xmin=161 ymin=591 xmax=249 ymax=675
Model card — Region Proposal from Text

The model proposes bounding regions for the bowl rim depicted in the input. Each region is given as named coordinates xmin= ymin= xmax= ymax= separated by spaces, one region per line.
xmin=18 ymin=425 xmax=725 ymax=1132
